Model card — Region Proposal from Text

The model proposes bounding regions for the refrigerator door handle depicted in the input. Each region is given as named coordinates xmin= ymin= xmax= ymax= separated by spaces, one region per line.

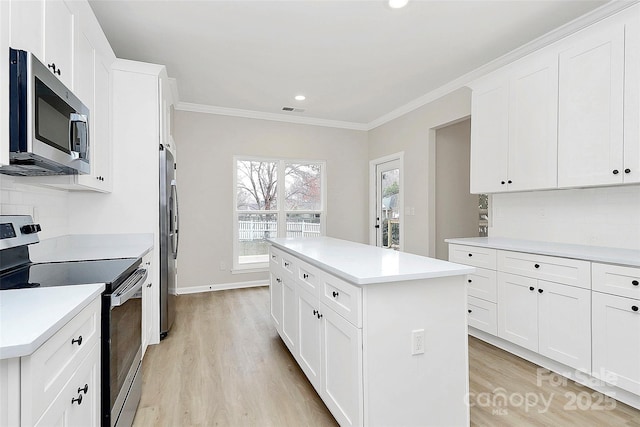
xmin=171 ymin=179 xmax=179 ymax=259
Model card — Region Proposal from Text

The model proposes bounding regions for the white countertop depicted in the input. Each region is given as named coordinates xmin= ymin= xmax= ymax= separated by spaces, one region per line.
xmin=0 ymin=284 xmax=105 ymax=359
xmin=29 ymin=233 xmax=153 ymax=262
xmin=268 ymin=237 xmax=474 ymax=285
xmin=445 ymin=237 xmax=640 ymax=267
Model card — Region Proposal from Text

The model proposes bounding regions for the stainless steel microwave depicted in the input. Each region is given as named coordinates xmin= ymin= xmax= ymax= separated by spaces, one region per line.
xmin=1 ymin=48 xmax=90 ymax=176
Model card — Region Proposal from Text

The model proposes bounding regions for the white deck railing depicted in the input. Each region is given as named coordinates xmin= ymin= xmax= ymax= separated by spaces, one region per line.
xmin=238 ymin=221 xmax=321 ymax=240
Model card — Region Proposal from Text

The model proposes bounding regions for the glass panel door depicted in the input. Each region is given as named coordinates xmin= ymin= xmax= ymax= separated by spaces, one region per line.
xmin=375 ymin=159 xmax=401 ymax=250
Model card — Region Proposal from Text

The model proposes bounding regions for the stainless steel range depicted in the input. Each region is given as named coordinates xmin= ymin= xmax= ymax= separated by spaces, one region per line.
xmin=0 ymin=215 xmax=146 ymax=427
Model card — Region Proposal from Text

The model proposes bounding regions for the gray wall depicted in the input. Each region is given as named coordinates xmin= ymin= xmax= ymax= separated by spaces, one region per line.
xmin=434 ymin=119 xmax=478 ymax=260
xmin=174 ymin=112 xmax=369 ymax=289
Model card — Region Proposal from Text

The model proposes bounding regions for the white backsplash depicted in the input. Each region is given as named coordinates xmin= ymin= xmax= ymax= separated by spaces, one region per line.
xmin=489 ymin=185 xmax=640 ymax=250
xmin=0 ymin=175 xmax=69 ymax=240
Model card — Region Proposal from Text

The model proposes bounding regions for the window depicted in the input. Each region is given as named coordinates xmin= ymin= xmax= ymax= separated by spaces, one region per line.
xmin=234 ymin=157 xmax=326 ymax=270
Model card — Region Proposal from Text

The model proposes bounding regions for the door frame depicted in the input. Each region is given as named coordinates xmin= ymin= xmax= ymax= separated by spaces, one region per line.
xmin=369 ymin=152 xmax=404 ymax=251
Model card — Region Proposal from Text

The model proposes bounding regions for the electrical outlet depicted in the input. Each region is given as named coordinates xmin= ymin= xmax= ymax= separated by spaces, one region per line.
xmin=411 ymin=329 xmax=425 ymax=355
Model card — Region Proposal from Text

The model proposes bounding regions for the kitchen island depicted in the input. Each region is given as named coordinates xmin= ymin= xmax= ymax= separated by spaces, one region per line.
xmin=268 ymin=237 xmax=475 ymax=427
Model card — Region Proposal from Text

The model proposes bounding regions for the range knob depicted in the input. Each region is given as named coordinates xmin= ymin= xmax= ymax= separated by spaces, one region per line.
xmin=20 ymin=224 xmax=41 ymax=234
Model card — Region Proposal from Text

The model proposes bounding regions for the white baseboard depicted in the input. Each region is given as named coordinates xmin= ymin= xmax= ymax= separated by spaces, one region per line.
xmin=176 ymin=280 xmax=268 ymax=295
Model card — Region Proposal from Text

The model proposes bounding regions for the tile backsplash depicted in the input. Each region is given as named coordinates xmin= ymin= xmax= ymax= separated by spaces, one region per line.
xmin=489 ymin=185 xmax=640 ymax=250
xmin=0 ymin=175 xmax=69 ymax=240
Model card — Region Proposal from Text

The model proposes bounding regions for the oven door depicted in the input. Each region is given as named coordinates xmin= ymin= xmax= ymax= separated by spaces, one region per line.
xmin=106 ymin=268 xmax=146 ymax=427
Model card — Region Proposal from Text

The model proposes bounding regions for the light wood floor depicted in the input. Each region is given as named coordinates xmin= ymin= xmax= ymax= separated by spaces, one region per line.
xmin=133 ymin=287 xmax=640 ymax=426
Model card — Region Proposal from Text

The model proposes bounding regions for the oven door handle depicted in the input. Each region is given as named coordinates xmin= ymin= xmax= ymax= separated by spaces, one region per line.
xmin=111 ymin=268 xmax=148 ymax=307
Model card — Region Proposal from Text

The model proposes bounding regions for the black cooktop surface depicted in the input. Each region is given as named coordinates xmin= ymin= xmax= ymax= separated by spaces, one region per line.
xmin=0 ymin=258 xmax=139 ymax=291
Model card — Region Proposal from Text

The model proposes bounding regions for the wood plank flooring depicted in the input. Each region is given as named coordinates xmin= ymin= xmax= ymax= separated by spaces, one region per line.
xmin=133 ymin=287 xmax=640 ymax=426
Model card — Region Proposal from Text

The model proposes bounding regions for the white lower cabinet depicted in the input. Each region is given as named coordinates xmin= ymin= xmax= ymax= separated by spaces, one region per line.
xmin=296 ymin=288 xmax=322 ymax=391
xmin=281 ymin=278 xmax=298 ymax=354
xmin=141 ymin=250 xmax=154 ymax=358
xmin=592 ymin=291 xmax=640 ymax=395
xmin=269 ymin=272 xmax=283 ymax=333
xmin=467 ymin=296 xmax=497 ymax=335
xmin=321 ymin=303 xmax=363 ymax=427
xmin=497 ymin=272 xmax=591 ymax=371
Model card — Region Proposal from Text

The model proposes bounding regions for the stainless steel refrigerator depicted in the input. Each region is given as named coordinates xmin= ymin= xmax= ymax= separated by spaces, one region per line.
xmin=159 ymin=144 xmax=178 ymax=338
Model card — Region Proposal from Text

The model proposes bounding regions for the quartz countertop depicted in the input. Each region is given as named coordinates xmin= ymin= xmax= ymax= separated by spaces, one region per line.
xmin=445 ymin=237 xmax=640 ymax=267
xmin=29 ymin=233 xmax=153 ymax=262
xmin=0 ymin=284 xmax=105 ymax=359
xmin=268 ymin=237 xmax=474 ymax=285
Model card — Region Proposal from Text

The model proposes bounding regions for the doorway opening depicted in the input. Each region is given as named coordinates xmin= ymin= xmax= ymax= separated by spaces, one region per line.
xmin=370 ymin=153 xmax=403 ymax=251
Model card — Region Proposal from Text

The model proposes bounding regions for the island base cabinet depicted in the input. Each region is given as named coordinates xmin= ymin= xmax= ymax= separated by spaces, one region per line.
xmin=363 ymin=277 xmax=468 ymax=427
xmin=297 ymin=288 xmax=322 ymax=391
xmin=270 ymin=273 xmax=283 ymax=334
xmin=321 ymin=303 xmax=363 ymax=427
xmin=592 ymin=292 xmax=640 ymax=395
xmin=281 ymin=278 xmax=298 ymax=353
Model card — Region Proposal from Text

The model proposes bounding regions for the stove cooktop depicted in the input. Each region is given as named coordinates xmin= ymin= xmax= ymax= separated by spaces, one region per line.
xmin=0 ymin=258 xmax=140 ymax=291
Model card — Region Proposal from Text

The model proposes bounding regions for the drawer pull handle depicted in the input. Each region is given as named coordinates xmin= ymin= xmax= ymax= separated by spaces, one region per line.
xmin=534 ymin=264 xmax=540 ymax=269
xmin=612 ymin=169 xmax=619 ymax=175
xmin=71 ymin=394 xmax=83 ymax=405
xmin=313 ymin=309 xmax=318 ymax=316
xmin=529 ymin=286 xmax=535 ymax=291
xmin=317 ymin=312 xmax=323 ymax=319
xmin=632 ymin=306 xmax=639 ymax=312
xmin=303 ymin=273 xmax=309 ymax=279
xmin=468 ymin=309 xmax=472 ymax=314
xmin=276 ymin=278 xmax=282 ymax=283
xmin=468 ymin=253 xmax=473 ymax=257
xmin=538 ymin=288 xmax=544 ymax=294
xmin=632 ymin=280 xmax=639 ymax=286
xmin=71 ymin=335 xmax=83 ymax=346
xmin=147 ymin=283 xmax=152 ymax=288
xmin=78 ymin=384 xmax=88 ymax=394
xmin=625 ymin=168 xmax=631 ymax=174
xmin=467 ymin=279 xmax=472 ymax=283
xmin=332 ymin=291 xmax=339 ymax=298
xmin=284 ymin=262 xmax=289 ymax=267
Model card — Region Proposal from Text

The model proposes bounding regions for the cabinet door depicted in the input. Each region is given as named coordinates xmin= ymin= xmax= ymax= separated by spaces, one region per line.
xmin=297 ymin=289 xmax=322 ymax=391
xmin=141 ymin=252 xmax=154 ymax=358
xmin=507 ymin=51 xmax=558 ymax=192
xmin=497 ymin=272 xmax=538 ymax=351
xmin=558 ymin=21 xmax=625 ymax=187
xmin=43 ymin=0 xmax=74 ymax=88
xmin=470 ymin=74 xmax=509 ymax=194
xmin=592 ymin=292 xmax=640 ymax=395
xmin=33 ymin=342 xmax=100 ymax=427
xmin=281 ymin=278 xmax=298 ymax=353
xmin=269 ymin=273 xmax=283 ymax=334
xmin=624 ymin=4 xmax=640 ymax=184
xmin=321 ymin=303 xmax=363 ymax=427
xmin=8 ymin=0 xmax=43 ymax=60
xmin=537 ymin=281 xmax=591 ymax=372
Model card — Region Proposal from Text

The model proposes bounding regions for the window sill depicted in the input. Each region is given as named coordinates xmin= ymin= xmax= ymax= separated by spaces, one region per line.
xmin=232 ymin=266 xmax=269 ymax=275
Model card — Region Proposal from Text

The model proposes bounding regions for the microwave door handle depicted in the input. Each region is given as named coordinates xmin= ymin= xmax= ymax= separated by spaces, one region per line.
xmin=69 ymin=113 xmax=89 ymax=160
xmin=111 ymin=268 xmax=148 ymax=307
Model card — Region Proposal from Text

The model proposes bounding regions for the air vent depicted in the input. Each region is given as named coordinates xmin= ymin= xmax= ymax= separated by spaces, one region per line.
xmin=282 ymin=106 xmax=305 ymax=113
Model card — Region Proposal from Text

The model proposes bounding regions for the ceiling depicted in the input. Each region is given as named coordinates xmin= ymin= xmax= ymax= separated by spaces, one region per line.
xmin=89 ymin=0 xmax=608 ymax=128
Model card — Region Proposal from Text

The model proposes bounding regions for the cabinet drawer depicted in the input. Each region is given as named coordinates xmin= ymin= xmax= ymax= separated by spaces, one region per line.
xmin=269 ymin=247 xmax=281 ymax=271
xmin=592 ymin=263 xmax=640 ymax=300
xmin=466 ymin=268 xmax=497 ymax=303
xmin=320 ymin=273 xmax=362 ymax=328
xmin=467 ymin=297 xmax=497 ymax=336
xmin=497 ymin=250 xmax=590 ymax=288
xmin=297 ymin=260 xmax=320 ymax=298
xmin=33 ymin=341 xmax=100 ymax=427
xmin=280 ymin=251 xmax=297 ymax=279
xmin=449 ymin=244 xmax=497 ymax=269
xmin=21 ymin=297 xmax=101 ymax=423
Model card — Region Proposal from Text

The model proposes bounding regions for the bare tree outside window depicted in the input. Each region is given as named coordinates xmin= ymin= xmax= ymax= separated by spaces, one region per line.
xmin=235 ymin=158 xmax=325 ymax=267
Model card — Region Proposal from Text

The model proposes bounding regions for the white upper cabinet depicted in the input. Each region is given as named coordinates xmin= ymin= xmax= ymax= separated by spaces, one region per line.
xmin=624 ymin=5 xmax=640 ymax=185
xmin=470 ymin=49 xmax=558 ymax=194
xmin=8 ymin=0 xmax=43 ymax=60
xmin=43 ymin=0 xmax=74 ymax=88
xmin=469 ymin=74 xmax=509 ymax=194
xmin=557 ymin=17 xmax=625 ymax=188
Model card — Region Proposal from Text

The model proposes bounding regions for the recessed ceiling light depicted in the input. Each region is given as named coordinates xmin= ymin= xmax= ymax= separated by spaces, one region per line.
xmin=388 ymin=0 xmax=409 ymax=9
xmin=294 ymin=95 xmax=306 ymax=101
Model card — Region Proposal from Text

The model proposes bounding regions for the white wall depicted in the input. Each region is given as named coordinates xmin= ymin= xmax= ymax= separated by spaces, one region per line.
xmin=0 ymin=175 xmax=69 ymax=239
xmin=490 ymin=185 xmax=640 ymax=250
xmin=368 ymin=88 xmax=472 ymax=257
xmin=174 ymin=111 xmax=369 ymax=290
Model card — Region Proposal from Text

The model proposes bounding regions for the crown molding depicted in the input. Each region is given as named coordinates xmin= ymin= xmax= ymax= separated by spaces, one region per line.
xmin=366 ymin=0 xmax=639 ymax=130
xmin=175 ymin=102 xmax=369 ymax=131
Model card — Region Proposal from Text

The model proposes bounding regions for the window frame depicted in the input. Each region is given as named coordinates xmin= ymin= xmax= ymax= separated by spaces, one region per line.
xmin=232 ymin=155 xmax=327 ymax=272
